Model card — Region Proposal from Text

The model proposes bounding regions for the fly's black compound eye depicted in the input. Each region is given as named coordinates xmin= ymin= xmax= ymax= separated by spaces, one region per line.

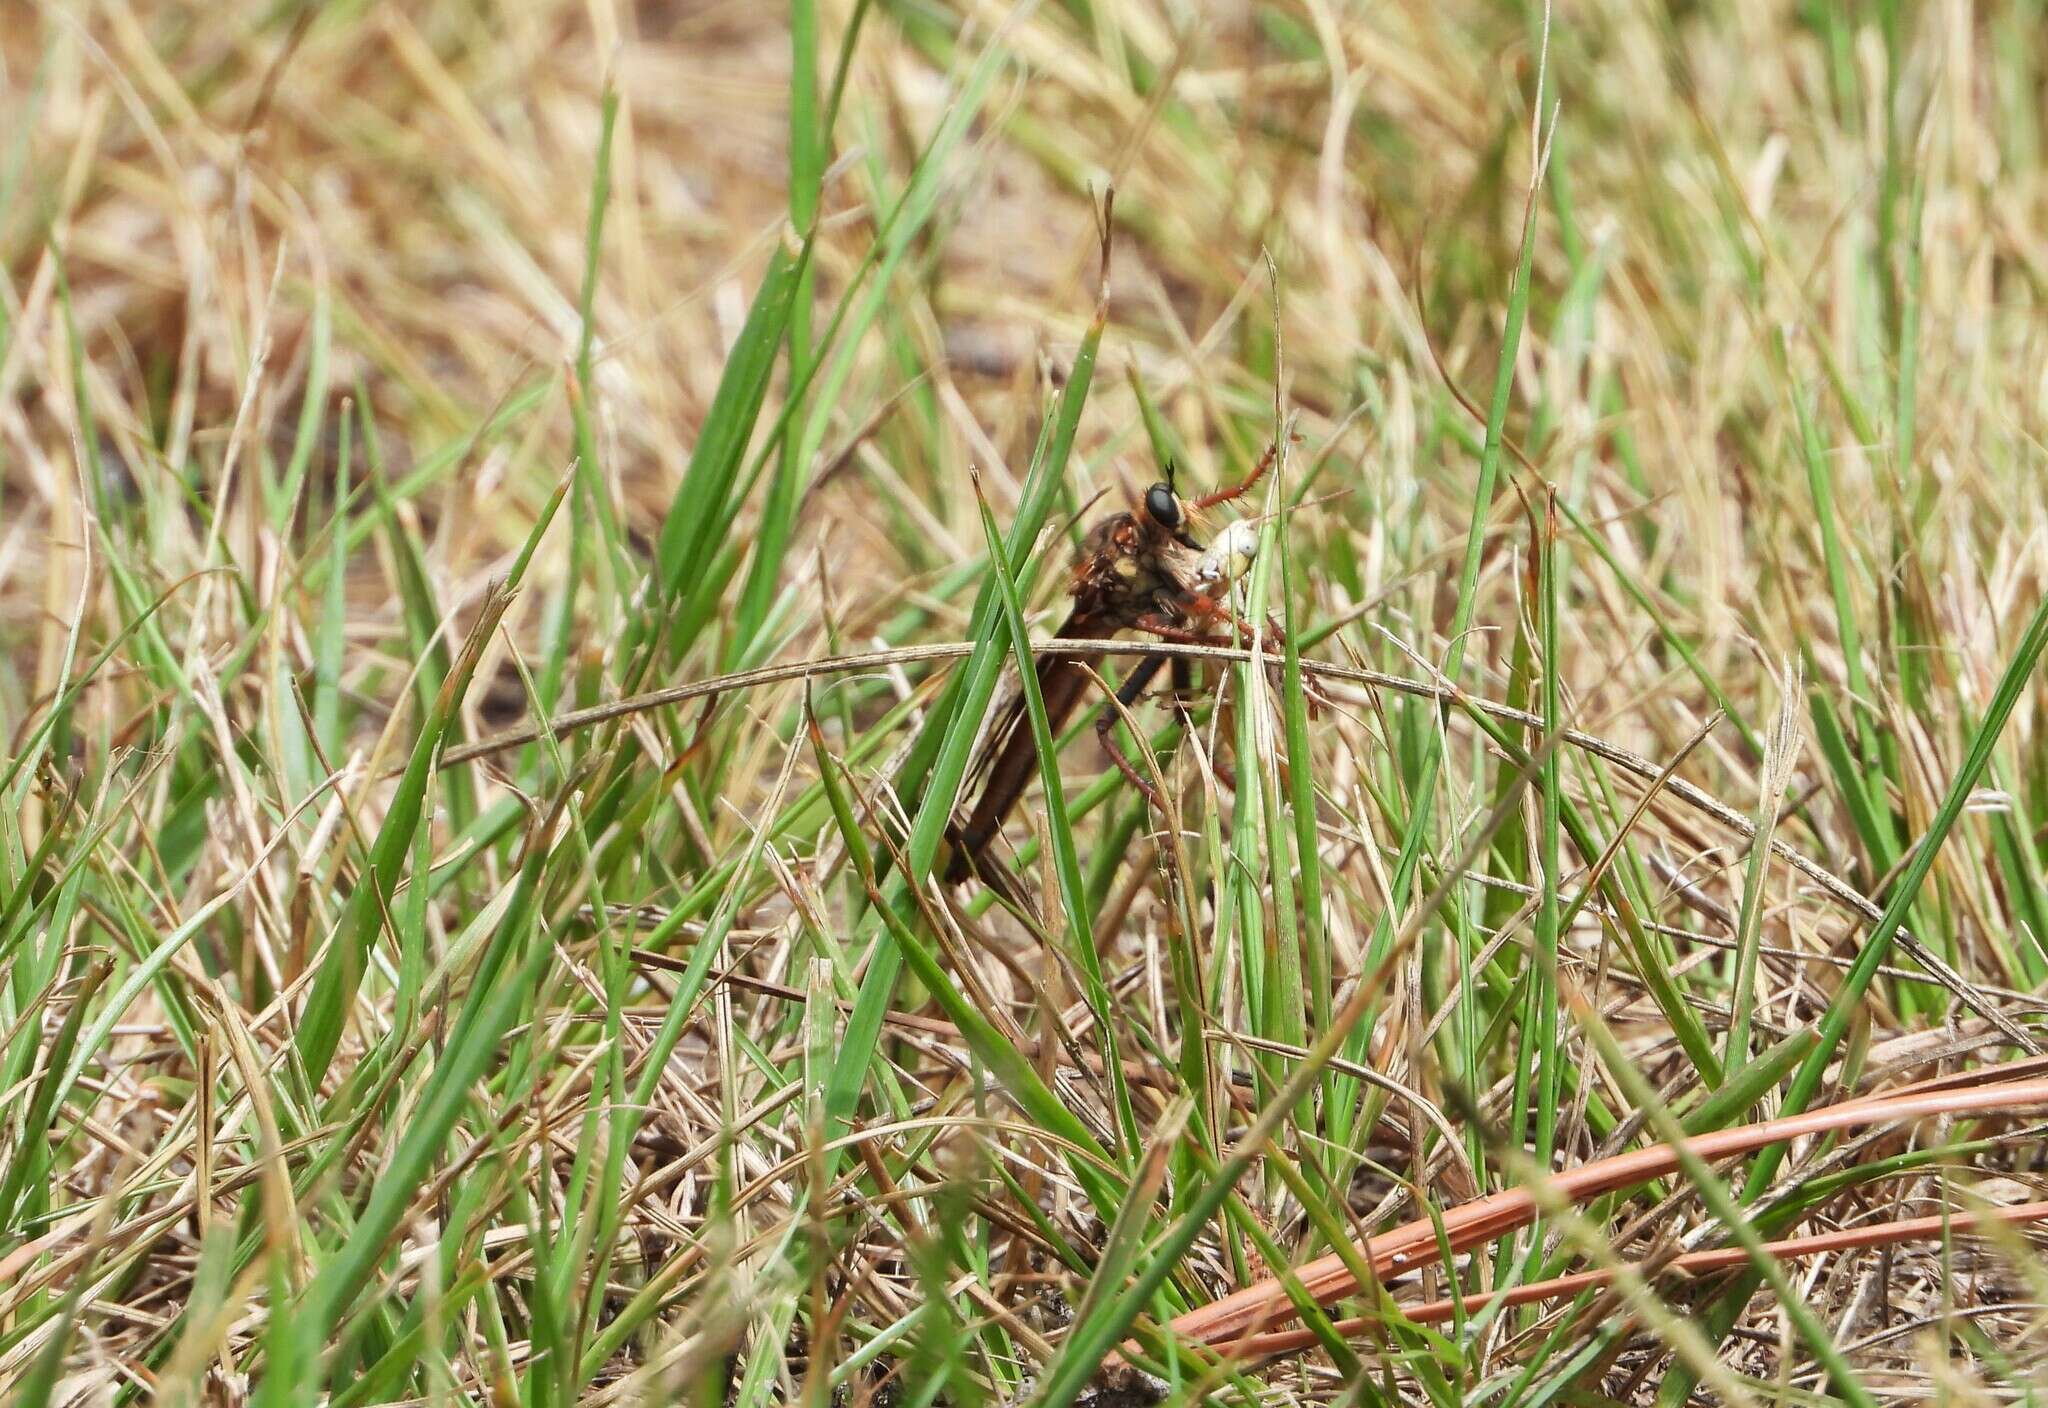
xmin=1144 ymin=482 xmax=1181 ymax=529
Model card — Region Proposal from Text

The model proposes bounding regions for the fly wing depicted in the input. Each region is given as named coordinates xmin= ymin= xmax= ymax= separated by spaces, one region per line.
xmin=961 ymin=673 xmax=1028 ymax=800
xmin=961 ymin=519 xmax=1125 ymax=803
xmin=946 ymin=609 xmax=1117 ymax=881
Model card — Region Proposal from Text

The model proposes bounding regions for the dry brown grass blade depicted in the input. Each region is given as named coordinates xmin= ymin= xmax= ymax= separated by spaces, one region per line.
xmin=1226 ymin=1197 xmax=2048 ymax=1357
xmin=1166 ymin=1075 xmax=2048 ymax=1352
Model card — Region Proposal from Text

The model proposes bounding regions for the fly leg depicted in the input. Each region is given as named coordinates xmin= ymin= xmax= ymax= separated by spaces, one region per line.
xmin=1168 ymin=655 xmax=1196 ymax=720
xmin=1188 ymin=440 xmax=1277 ymax=511
xmin=1156 ymin=654 xmax=1241 ymax=790
xmin=1094 ymin=651 xmax=1170 ymax=809
xmin=1129 ymin=605 xmax=1311 ymax=791
xmin=1125 ymin=613 xmax=1224 ymax=647
xmin=1174 ymin=599 xmax=1329 ymax=717
xmin=1195 ymin=600 xmax=1287 ymax=651
xmin=1131 ymin=600 xmax=1280 ymax=652
xmin=1125 ymin=613 xmax=1244 ymax=795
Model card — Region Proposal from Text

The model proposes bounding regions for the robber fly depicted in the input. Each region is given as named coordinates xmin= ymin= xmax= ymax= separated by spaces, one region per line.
xmin=945 ymin=448 xmax=1276 ymax=884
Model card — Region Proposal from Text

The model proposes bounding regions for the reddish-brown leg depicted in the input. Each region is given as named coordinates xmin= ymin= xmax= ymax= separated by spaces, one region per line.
xmin=1093 ymin=653 xmax=1169 ymax=810
xmin=1100 ymin=728 xmax=1165 ymax=810
xmin=1130 ymin=607 xmax=1284 ymax=652
xmin=1189 ymin=440 xmax=1278 ymax=512
xmin=1127 ymin=611 xmax=1228 ymax=647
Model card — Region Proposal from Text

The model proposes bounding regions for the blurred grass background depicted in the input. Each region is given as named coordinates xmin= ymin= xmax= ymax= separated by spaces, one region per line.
xmin=4 ymin=0 xmax=2048 ymax=1403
